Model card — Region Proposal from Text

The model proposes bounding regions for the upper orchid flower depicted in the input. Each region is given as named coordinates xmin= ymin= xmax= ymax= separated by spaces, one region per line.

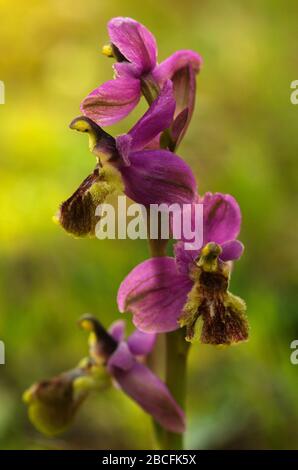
xmin=23 ymin=315 xmax=185 ymax=435
xmin=117 ymin=193 xmax=249 ymax=345
xmin=81 ymin=17 xmax=202 ymax=149
xmin=58 ymin=82 xmax=197 ymax=237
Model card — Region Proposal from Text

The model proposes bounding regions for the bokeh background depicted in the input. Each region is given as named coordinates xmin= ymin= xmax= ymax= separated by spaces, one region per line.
xmin=0 ymin=0 xmax=297 ymax=449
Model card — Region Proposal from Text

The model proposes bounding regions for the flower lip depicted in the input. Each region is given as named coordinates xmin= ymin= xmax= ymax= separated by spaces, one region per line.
xmin=23 ymin=364 xmax=98 ymax=437
xmin=57 ymin=165 xmax=113 ymax=237
xmin=179 ymin=242 xmax=248 ymax=345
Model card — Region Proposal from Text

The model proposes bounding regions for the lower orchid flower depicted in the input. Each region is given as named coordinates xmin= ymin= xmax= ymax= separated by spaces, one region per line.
xmin=23 ymin=315 xmax=185 ymax=436
xmin=79 ymin=315 xmax=185 ymax=433
xmin=57 ymin=81 xmax=197 ymax=237
xmin=117 ymin=192 xmax=249 ymax=345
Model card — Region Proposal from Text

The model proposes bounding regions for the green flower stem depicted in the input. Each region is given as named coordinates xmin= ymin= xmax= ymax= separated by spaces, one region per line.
xmin=147 ymin=233 xmax=190 ymax=450
xmin=143 ymin=86 xmax=188 ymax=450
xmin=147 ymin=225 xmax=168 ymax=449
xmin=162 ymin=329 xmax=190 ymax=449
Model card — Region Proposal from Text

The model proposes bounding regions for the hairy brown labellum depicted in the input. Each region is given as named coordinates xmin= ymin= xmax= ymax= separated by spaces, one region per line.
xmin=57 ymin=166 xmax=112 ymax=237
xmin=179 ymin=243 xmax=249 ymax=346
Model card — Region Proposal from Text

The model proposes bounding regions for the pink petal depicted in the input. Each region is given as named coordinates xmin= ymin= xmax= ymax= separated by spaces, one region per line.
xmin=108 ymin=320 xmax=126 ymax=343
xmin=120 ymin=149 xmax=197 ymax=206
xmin=108 ymin=342 xmax=135 ymax=371
xmin=126 ymin=80 xmax=175 ymax=152
xmin=115 ymin=134 xmax=132 ymax=166
xmin=113 ymin=62 xmax=140 ymax=79
xmin=171 ymin=66 xmax=196 ymax=147
xmin=174 ymin=241 xmax=198 ymax=276
xmin=200 ymin=192 xmax=242 ymax=245
xmin=108 ymin=17 xmax=157 ymax=73
xmin=153 ymin=51 xmax=202 ymax=148
xmin=171 ymin=108 xmax=189 ymax=146
xmin=110 ymin=361 xmax=185 ymax=433
xmin=127 ymin=330 xmax=156 ymax=356
xmin=220 ymin=240 xmax=244 ymax=262
xmin=153 ymin=50 xmax=202 ymax=86
xmin=117 ymin=257 xmax=192 ymax=333
xmin=80 ymin=76 xmax=141 ymax=126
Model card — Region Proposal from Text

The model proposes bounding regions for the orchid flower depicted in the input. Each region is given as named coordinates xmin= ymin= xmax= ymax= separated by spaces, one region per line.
xmin=80 ymin=315 xmax=185 ymax=433
xmin=81 ymin=17 xmax=202 ymax=148
xmin=117 ymin=193 xmax=249 ymax=345
xmin=57 ymin=81 xmax=197 ymax=236
xmin=24 ymin=315 xmax=185 ymax=436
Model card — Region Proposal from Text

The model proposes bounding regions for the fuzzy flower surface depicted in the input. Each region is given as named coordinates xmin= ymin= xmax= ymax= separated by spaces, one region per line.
xmin=118 ymin=193 xmax=248 ymax=345
xmin=81 ymin=17 xmax=202 ymax=147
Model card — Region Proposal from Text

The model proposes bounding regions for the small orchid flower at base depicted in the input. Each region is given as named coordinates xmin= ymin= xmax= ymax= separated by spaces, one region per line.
xmin=23 ymin=315 xmax=185 ymax=436
xmin=117 ymin=192 xmax=249 ymax=346
xmin=80 ymin=315 xmax=185 ymax=433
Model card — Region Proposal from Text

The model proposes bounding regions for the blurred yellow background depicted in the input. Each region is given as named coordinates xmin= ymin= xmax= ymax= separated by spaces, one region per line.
xmin=0 ymin=0 xmax=297 ymax=449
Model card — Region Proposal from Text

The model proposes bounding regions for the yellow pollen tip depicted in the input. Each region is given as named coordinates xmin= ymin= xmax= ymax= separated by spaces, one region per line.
xmin=79 ymin=319 xmax=94 ymax=332
xmin=102 ymin=44 xmax=114 ymax=57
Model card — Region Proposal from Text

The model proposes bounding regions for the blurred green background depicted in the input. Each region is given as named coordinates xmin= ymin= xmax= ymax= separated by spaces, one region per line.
xmin=0 ymin=0 xmax=297 ymax=450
